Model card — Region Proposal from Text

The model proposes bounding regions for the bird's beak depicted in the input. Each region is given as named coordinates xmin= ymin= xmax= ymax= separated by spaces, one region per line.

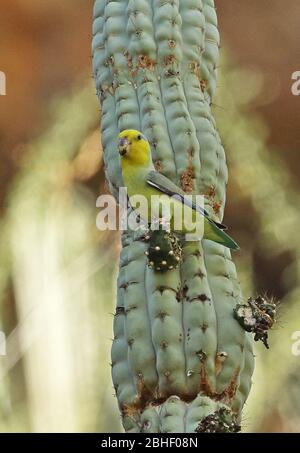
xmin=118 ymin=137 xmax=130 ymax=156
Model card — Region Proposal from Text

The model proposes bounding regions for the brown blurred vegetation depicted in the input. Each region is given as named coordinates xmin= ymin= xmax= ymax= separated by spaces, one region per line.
xmin=0 ymin=0 xmax=94 ymax=207
xmin=218 ymin=0 xmax=300 ymax=183
xmin=0 ymin=0 xmax=300 ymax=433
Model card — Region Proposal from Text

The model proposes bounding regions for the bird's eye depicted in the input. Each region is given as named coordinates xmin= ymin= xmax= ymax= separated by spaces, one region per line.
xmin=137 ymin=134 xmax=142 ymax=140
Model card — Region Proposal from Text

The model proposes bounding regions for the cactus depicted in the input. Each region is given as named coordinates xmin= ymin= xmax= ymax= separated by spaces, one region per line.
xmin=234 ymin=296 xmax=276 ymax=349
xmin=92 ymin=0 xmax=255 ymax=432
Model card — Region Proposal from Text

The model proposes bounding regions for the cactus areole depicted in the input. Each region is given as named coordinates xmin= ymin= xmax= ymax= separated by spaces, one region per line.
xmin=92 ymin=0 xmax=255 ymax=433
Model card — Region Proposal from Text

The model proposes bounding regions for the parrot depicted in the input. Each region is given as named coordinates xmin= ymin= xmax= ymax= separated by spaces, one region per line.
xmin=118 ymin=129 xmax=239 ymax=250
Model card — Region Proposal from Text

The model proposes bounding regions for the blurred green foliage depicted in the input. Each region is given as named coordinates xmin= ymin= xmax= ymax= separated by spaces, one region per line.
xmin=215 ymin=59 xmax=300 ymax=432
xmin=0 ymin=84 xmax=121 ymax=432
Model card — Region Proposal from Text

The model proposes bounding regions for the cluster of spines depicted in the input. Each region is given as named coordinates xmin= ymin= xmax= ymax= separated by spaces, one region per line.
xmin=234 ymin=295 xmax=276 ymax=349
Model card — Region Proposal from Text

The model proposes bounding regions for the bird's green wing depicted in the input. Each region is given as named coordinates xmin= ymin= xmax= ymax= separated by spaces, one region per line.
xmin=147 ymin=171 xmax=239 ymax=250
xmin=147 ymin=170 xmax=227 ymax=230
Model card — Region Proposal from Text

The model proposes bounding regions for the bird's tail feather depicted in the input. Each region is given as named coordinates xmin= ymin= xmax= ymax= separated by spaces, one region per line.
xmin=204 ymin=221 xmax=239 ymax=251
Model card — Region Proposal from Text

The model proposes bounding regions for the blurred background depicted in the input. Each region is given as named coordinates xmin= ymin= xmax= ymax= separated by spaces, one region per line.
xmin=0 ymin=0 xmax=300 ymax=432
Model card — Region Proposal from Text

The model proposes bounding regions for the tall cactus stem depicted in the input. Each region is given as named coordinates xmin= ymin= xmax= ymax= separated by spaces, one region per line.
xmin=92 ymin=0 xmax=255 ymax=433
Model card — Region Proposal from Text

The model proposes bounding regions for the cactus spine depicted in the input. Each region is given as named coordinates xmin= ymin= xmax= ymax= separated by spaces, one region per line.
xmin=92 ymin=0 xmax=254 ymax=432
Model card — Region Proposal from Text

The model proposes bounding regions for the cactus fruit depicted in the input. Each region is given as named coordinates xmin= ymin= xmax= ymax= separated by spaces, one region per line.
xmin=146 ymin=228 xmax=182 ymax=272
xmin=92 ymin=0 xmax=255 ymax=432
xmin=234 ymin=296 xmax=276 ymax=349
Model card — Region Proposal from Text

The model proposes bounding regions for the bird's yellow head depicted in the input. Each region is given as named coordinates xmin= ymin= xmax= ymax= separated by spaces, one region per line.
xmin=118 ymin=129 xmax=151 ymax=166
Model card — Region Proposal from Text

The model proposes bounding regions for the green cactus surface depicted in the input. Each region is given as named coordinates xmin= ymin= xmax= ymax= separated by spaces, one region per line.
xmin=92 ymin=0 xmax=255 ymax=432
